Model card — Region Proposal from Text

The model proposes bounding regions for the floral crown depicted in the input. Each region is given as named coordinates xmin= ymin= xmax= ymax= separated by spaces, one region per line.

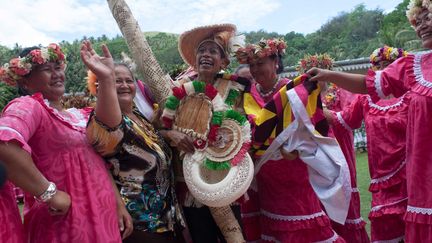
xmin=407 ymin=0 xmax=432 ymax=26
xmin=296 ymin=53 xmax=334 ymax=74
xmin=369 ymin=46 xmax=408 ymax=69
xmin=0 ymin=43 xmax=65 ymax=86
xmin=235 ymin=38 xmax=287 ymax=64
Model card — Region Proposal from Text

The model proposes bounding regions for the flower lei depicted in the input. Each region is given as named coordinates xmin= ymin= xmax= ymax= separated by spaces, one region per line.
xmin=0 ymin=43 xmax=66 ymax=86
xmin=162 ymin=74 xmax=249 ymax=170
xmin=369 ymin=46 xmax=408 ymax=70
xmin=323 ymin=83 xmax=339 ymax=110
xmin=296 ymin=53 xmax=334 ymax=74
xmin=235 ymin=38 xmax=287 ymax=64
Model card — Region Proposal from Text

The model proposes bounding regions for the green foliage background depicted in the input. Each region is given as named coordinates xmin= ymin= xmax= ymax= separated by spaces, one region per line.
xmin=0 ymin=0 xmax=422 ymax=110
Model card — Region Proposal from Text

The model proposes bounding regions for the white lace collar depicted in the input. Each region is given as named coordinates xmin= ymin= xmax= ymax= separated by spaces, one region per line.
xmin=43 ymin=99 xmax=87 ymax=129
xmin=413 ymin=50 xmax=432 ymax=89
xmin=366 ymin=94 xmax=407 ymax=111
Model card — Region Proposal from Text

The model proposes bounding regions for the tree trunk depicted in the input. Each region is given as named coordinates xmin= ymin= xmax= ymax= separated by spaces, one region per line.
xmin=107 ymin=0 xmax=173 ymax=105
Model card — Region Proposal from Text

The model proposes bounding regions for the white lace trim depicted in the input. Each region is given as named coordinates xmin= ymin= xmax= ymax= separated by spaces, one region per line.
xmin=0 ymin=126 xmax=25 ymax=140
xmin=336 ymin=112 xmax=352 ymax=131
xmin=261 ymin=209 xmax=325 ymax=221
xmin=370 ymin=197 xmax=408 ymax=212
xmin=413 ymin=51 xmax=432 ymax=89
xmin=345 ymin=217 xmax=365 ymax=224
xmin=261 ymin=234 xmax=281 ymax=243
xmin=407 ymin=205 xmax=432 ymax=215
xmin=352 ymin=187 xmax=359 ymax=193
xmin=372 ymin=235 xmax=405 ymax=243
xmin=370 ymin=160 xmax=406 ymax=184
xmin=66 ymin=108 xmax=87 ymax=128
xmin=43 ymin=99 xmax=87 ymax=129
xmin=313 ymin=231 xmax=339 ymax=243
xmin=241 ymin=211 xmax=260 ymax=218
xmin=367 ymin=94 xmax=407 ymax=111
xmin=374 ymin=71 xmax=386 ymax=99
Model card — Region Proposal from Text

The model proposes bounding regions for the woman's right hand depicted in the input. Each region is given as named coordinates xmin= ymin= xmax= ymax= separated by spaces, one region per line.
xmin=307 ymin=67 xmax=331 ymax=83
xmin=80 ymin=40 xmax=115 ymax=82
xmin=47 ymin=190 xmax=71 ymax=216
xmin=164 ymin=130 xmax=195 ymax=154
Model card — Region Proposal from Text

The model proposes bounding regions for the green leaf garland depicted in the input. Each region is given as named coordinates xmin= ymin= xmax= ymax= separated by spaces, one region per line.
xmin=204 ymin=159 xmax=231 ymax=170
xmin=165 ymin=95 xmax=180 ymax=110
xmin=192 ymin=81 xmax=205 ymax=93
xmin=225 ymin=89 xmax=240 ymax=106
xmin=225 ymin=109 xmax=247 ymax=125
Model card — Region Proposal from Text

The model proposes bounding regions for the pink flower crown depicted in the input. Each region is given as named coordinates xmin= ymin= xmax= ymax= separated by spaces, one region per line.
xmin=296 ymin=53 xmax=334 ymax=74
xmin=0 ymin=43 xmax=66 ymax=86
xmin=369 ymin=46 xmax=408 ymax=70
xmin=235 ymin=38 xmax=287 ymax=64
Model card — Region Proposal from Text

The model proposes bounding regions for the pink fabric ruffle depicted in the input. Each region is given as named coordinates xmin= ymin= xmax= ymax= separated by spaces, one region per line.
xmin=331 ymin=221 xmax=369 ymax=243
xmin=0 ymin=128 xmax=32 ymax=154
xmin=370 ymin=214 xmax=405 ymax=242
xmin=369 ymin=165 xmax=406 ymax=192
xmin=409 ymin=52 xmax=432 ymax=98
xmin=365 ymin=69 xmax=382 ymax=102
xmin=369 ymin=201 xmax=407 ymax=219
xmin=404 ymin=210 xmax=432 ymax=225
xmin=260 ymin=212 xmax=331 ymax=232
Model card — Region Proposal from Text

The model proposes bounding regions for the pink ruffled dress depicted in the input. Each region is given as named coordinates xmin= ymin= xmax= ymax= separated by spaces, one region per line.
xmin=242 ymin=80 xmax=345 ymax=243
xmin=323 ymin=87 xmax=369 ymax=243
xmin=0 ymin=181 xmax=26 ymax=243
xmin=366 ymin=51 xmax=432 ymax=242
xmin=0 ymin=94 xmax=121 ymax=243
xmin=332 ymin=94 xmax=410 ymax=242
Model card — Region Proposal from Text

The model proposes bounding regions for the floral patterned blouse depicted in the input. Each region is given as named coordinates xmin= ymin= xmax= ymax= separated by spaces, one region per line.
xmin=87 ymin=109 xmax=184 ymax=233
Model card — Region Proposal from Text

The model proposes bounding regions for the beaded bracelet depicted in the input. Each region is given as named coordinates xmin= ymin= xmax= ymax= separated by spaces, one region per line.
xmin=34 ymin=182 xmax=57 ymax=203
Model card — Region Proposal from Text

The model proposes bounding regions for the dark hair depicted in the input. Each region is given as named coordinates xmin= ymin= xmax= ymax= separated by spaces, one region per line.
xmin=270 ymin=54 xmax=284 ymax=74
xmin=15 ymin=46 xmax=40 ymax=95
xmin=19 ymin=46 xmax=39 ymax=59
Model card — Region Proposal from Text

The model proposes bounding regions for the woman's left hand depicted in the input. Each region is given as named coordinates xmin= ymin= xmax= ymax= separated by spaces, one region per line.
xmin=280 ymin=148 xmax=299 ymax=161
xmin=80 ymin=40 xmax=115 ymax=82
xmin=117 ymin=202 xmax=133 ymax=239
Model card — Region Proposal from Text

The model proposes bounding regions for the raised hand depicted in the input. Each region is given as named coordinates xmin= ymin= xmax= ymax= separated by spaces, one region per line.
xmin=80 ymin=40 xmax=115 ymax=82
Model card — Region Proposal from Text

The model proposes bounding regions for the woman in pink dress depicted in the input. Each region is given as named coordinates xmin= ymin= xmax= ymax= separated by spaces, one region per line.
xmin=0 ymin=181 xmax=26 ymax=243
xmin=0 ymin=43 xmax=131 ymax=242
xmin=331 ymin=92 xmax=409 ymax=243
xmin=298 ymin=54 xmax=368 ymax=243
xmin=236 ymin=38 xmax=346 ymax=243
xmin=327 ymin=46 xmax=409 ymax=243
xmin=308 ymin=1 xmax=432 ymax=241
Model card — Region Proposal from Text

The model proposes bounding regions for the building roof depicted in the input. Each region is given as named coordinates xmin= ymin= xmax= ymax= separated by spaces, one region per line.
xmin=280 ymin=56 xmax=371 ymax=79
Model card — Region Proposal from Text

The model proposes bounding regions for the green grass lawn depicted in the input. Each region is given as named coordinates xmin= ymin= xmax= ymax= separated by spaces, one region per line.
xmin=356 ymin=151 xmax=372 ymax=235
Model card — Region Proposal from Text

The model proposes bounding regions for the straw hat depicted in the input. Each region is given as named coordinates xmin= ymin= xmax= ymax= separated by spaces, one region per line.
xmin=178 ymin=24 xmax=237 ymax=67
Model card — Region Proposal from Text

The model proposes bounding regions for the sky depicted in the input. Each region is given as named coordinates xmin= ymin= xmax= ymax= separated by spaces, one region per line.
xmin=0 ymin=0 xmax=404 ymax=48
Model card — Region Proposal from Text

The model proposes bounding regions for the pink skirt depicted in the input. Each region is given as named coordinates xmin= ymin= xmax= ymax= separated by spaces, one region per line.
xmin=371 ymin=214 xmax=405 ymax=242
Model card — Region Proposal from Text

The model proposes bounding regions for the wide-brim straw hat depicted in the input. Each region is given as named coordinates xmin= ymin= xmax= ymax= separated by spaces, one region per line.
xmin=178 ymin=23 xmax=237 ymax=67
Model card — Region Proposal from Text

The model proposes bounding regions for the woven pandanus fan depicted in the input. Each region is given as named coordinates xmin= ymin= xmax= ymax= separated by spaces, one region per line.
xmin=107 ymin=0 xmax=173 ymax=104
